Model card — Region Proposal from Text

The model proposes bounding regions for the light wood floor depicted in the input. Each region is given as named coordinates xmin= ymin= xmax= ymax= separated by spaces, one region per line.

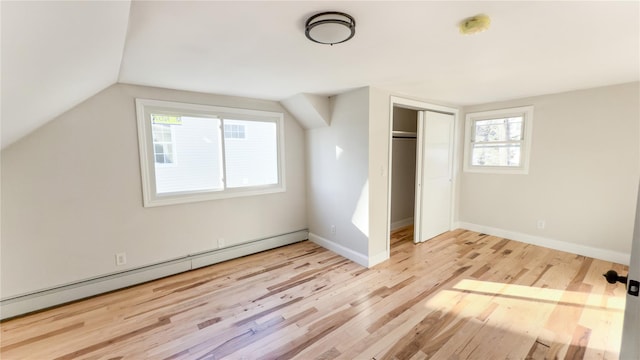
xmin=0 ymin=228 xmax=629 ymax=359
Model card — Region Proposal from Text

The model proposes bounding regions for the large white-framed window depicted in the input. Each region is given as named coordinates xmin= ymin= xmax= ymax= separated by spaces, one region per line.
xmin=136 ymin=98 xmax=286 ymax=207
xmin=463 ymin=105 xmax=534 ymax=174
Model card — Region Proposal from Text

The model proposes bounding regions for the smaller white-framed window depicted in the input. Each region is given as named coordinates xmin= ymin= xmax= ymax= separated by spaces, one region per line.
xmin=463 ymin=106 xmax=534 ymax=174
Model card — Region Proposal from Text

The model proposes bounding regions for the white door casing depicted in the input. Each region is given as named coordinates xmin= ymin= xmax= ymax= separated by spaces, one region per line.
xmin=414 ymin=112 xmax=424 ymax=243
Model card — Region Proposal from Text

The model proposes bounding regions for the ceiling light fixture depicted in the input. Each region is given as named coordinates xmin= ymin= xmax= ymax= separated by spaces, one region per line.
xmin=305 ymin=11 xmax=356 ymax=45
xmin=459 ymin=14 xmax=491 ymax=35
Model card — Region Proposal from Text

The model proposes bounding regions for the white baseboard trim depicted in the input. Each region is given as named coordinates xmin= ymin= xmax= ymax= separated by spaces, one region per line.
xmin=457 ymin=222 xmax=630 ymax=265
xmin=0 ymin=230 xmax=308 ymax=320
xmin=369 ymin=250 xmax=390 ymax=267
xmin=191 ymin=230 xmax=309 ymax=269
xmin=391 ymin=217 xmax=414 ymax=231
xmin=308 ymin=233 xmax=369 ymax=267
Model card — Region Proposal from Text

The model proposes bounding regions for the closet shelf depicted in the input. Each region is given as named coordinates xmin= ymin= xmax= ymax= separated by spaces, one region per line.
xmin=392 ymin=130 xmax=417 ymax=139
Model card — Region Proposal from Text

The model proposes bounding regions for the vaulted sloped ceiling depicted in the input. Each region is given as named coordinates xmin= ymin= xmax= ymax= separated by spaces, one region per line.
xmin=2 ymin=1 xmax=639 ymax=148
xmin=1 ymin=1 xmax=131 ymax=148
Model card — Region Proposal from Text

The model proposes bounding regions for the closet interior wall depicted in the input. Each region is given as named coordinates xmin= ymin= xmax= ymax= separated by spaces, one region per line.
xmin=390 ymin=107 xmax=418 ymax=231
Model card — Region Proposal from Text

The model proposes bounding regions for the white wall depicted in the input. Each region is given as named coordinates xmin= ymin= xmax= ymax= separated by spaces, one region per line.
xmin=11 ymin=79 xmax=630 ymax=303
xmin=390 ymin=139 xmax=416 ymax=225
xmin=1 ymin=84 xmax=307 ymax=299
xmin=459 ymin=82 xmax=640 ymax=262
xmin=306 ymin=87 xmax=426 ymax=266
xmin=367 ymin=88 xmax=393 ymax=262
xmin=306 ymin=88 xmax=370 ymax=260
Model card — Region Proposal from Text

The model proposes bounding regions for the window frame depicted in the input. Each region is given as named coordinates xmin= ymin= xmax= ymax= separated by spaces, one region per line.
xmin=463 ymin=105 xmax=534 ymax=174
xmin=136 ymin=98 xmax=286 ymax=207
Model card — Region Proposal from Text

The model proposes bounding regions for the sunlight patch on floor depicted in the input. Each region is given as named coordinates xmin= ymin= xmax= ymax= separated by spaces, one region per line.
xmin=415 ymin=278 xmax=625 ymax=358
xmin=450 ymin=279 xmax=625 ymax=312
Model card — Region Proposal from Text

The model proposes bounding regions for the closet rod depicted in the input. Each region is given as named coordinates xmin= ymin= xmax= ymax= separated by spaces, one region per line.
xmin=392 ymin=130 xmax=417 ymax=139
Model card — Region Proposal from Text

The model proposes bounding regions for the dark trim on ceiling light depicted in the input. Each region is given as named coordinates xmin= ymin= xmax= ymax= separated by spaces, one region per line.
xmin=305 ymin=11 xmax=356 ymax=45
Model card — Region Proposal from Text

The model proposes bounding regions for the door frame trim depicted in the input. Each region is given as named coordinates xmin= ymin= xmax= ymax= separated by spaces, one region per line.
xmin=386 ymin=96 xmax=460 ymax=255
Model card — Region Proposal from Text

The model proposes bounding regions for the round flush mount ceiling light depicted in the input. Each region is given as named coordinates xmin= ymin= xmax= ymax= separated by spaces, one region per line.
xmin=305 ymin=11 xmax=356 ymax=45
xmin=459 ymin=14 xmax=491 ymax=35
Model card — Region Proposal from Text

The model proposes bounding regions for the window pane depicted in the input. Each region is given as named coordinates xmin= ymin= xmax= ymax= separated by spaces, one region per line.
xmin=153 ymin=116 xmax=223 ymax=194
xmin=224 ymin=124 xmax=246 ymax=139
xmin=152 ymin=124 xmax=174 ymax=165
xmin=164 ymin=145 xmax=173 ymax=163
xmin=224 ymin=119 xmax=278 ymax=188
xmin=152 ymin=124 xmax=165 ymax=142
xmin=474 ymin=117 xmax=523 ymax=142
xmin=471 ymin=143 xmax=521 ymax=167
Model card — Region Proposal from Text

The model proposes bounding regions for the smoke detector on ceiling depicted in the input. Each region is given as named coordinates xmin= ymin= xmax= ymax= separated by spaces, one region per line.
xmin=459 ymin=14 xmax=491 ymax=35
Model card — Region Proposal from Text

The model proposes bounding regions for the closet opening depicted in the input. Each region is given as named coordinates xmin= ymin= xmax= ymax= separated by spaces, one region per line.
xmin=390 ymin=106 xmax=418 ymax=247
xmin=386 ymin=97 xmax=457 ymax=255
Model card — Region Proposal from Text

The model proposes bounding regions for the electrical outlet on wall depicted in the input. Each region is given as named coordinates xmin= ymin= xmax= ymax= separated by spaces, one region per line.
xmin=115 ymin=252 xmax=127 ymax=266
xmin=537 ymin=220 xmax=546 ymax=230
xmin=331 ymin=225 xmax=336 ymax=235
xmin=218 ymin=238 xmax=226 ymax=248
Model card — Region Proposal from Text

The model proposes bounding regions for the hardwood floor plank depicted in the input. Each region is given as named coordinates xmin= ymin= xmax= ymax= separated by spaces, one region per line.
xmin=54 ymin=317 xmax=171 ymax=360
xmin=314 ymin=347 xmax=340 ymax=360
xmin=0 ymin=228 xmax=628 ymax=360
xmin=565 ymin=324 xmax=591 ymax=360
xmin=526 ymin=339 xmax=551 ymax=360
xmin=0 ymin=321 xmax=84 ymax=353
xmin=366 ymin=265 xmax=472 ymax=334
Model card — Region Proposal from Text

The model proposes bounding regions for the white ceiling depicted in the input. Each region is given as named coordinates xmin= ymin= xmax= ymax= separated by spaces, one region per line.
xmin=1 ymin=1 xmax=131 ymax=148
xmin=2 ymin=1 xmax=639 ymax=148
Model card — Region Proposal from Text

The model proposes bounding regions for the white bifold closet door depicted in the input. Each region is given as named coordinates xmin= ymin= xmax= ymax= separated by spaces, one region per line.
xmin=414 ymin=111 xmax=454 ymax=243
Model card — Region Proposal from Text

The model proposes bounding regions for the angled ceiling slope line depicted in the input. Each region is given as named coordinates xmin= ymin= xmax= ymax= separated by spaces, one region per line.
xmin=1 ymin=1 xmax=131 ymax=149
xmin=281 ymin=93 xmax=331 ymax=129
